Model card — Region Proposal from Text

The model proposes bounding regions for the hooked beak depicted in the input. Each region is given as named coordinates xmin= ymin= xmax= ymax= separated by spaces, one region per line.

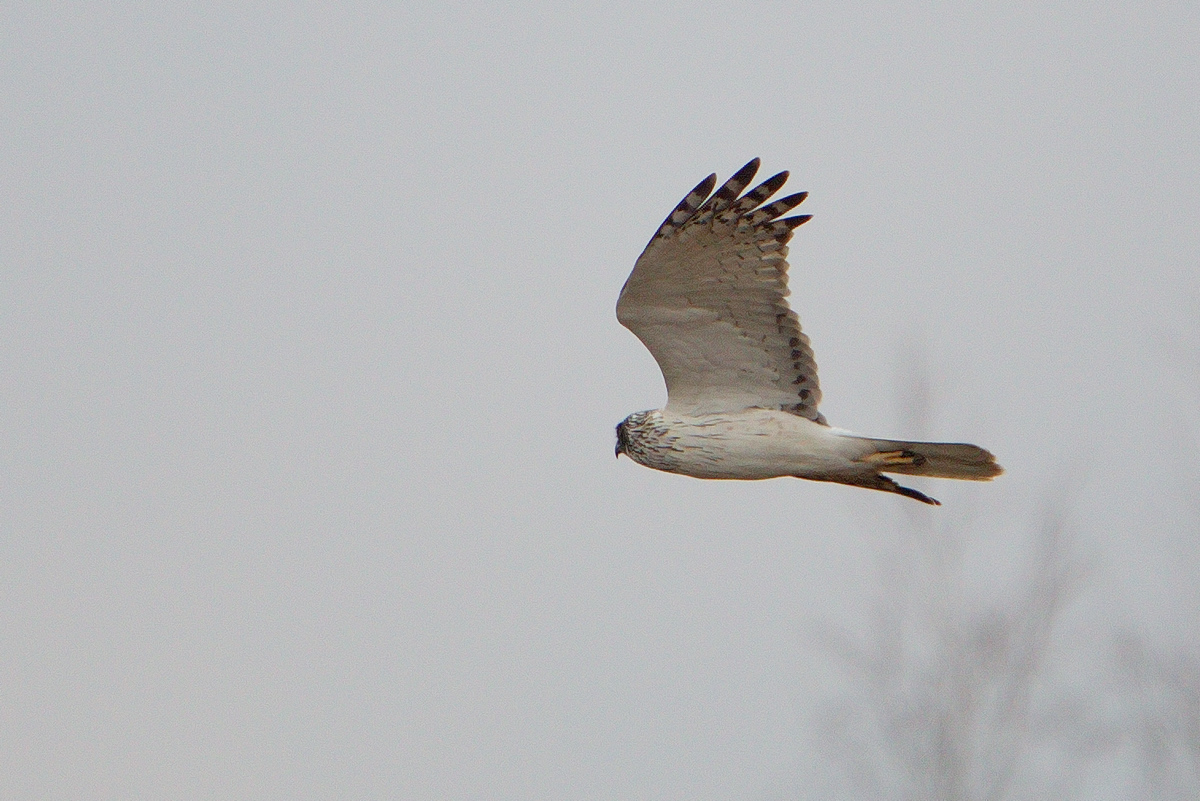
xmin=615 ymin=441 xmax=622 ymax=458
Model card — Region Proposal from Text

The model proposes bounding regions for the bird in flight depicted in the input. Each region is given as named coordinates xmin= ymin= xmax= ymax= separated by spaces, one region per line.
xmin=614 ymin=159 xmax=1001 ymax=505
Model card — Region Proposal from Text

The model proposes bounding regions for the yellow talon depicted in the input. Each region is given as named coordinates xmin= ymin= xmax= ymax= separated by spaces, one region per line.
xmin=862 ymin=450 xmax=923 ymax=467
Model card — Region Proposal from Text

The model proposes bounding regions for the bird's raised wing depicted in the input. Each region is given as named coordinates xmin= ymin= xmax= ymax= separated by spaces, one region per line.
xmin=616 ymin=159 xmax=826 ymax=421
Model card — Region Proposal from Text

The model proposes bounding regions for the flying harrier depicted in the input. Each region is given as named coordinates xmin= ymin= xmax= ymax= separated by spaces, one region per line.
xmin=614 ymin=159 xmax=1001 ymax=505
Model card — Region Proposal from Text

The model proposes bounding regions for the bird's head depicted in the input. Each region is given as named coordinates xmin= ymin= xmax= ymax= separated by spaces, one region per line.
xmin=615 ymin=411 xmax=654 ymax=458
xmin=615 ymin=417 xmax=631 ymax=458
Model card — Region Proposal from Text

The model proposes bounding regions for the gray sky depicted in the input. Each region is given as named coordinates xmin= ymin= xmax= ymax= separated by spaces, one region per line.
xmin=3 ymin=3 xmax=1198 ymax=799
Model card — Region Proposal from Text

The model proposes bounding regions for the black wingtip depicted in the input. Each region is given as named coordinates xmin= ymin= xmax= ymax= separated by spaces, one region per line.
xmin=781 ymin=214 xmax=813 ymax=229
xmin=726 ymin=160 xmax=761 ymax=193
xmin=756 ymin=171 xmax=790 ymax=201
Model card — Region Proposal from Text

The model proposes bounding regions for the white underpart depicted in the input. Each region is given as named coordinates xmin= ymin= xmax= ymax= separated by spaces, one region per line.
xmin=634 ymin=408 xmax=873 ymax=481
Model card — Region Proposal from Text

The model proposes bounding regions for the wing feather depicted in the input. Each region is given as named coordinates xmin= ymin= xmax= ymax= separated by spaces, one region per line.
xmin=617 ymin=160 xmax=825 ymax=421
xmin=691 ymin=158 xmax=761 ymax=226
xmin=646 ymin=173 xmax=716 ymax=245
xmin=750 ymin=193 xmax=810 ymax=225
xmin=716 ymin=171 xmax=790 ymax=226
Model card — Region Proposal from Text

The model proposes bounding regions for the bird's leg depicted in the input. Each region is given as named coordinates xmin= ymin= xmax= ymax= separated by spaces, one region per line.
xmin=860 ymin=449 xmax=927 ymax=467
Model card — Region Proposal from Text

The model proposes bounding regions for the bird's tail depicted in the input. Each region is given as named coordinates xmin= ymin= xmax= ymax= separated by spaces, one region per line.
xmin=851 ymin=438 xmax=1003 ymax=481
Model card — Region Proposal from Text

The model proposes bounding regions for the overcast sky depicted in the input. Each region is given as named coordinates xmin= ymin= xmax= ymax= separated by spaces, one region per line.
xmin=3 ymin=3 xmax=1198 ymax=799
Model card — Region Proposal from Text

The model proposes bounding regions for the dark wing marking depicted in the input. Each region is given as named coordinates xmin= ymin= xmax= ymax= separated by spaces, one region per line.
xmin=645 ymin=173 xmax=716 ymax=246
xmin=691 ymin=158 xmax=761 ymax=226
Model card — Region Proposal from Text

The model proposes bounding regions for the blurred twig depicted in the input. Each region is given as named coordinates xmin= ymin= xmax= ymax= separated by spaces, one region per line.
xmin=1111 ymin=634 xmax=1200 ymax=799
xmin=812 ymin=353 xmax=1089 ymax=801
